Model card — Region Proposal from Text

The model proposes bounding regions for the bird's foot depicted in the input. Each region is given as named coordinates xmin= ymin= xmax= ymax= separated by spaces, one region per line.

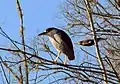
xmin=63 ymin=62 xmax=69 ymax=67
xmin=63 ymin=62 xmax=67 ymax=65
xmin=53 ymin=60 xmax=57 ymax=64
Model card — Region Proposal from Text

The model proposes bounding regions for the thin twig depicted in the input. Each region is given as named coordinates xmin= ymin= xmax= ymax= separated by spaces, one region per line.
xmin=84 ymin=0 xmax=108 ymax=83
xmin=0 ymin=60 xmax=9 ymax=84
xmin=0 ymin=57 xmax=21 ymax=83
xmin=16 ymin=0 xmax=28 ymax=84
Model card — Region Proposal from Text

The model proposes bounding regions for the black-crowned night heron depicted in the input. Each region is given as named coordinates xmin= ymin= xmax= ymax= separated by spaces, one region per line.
xmin=75 ymin=38 xmax=106 ymax=46
xmin=38 ymin=27 xmax=75 ymax=64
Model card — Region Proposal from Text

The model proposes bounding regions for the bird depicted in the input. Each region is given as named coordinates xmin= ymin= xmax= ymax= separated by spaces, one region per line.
xmin=38 ymin=27 xmax=75 ymax=64
xmin=75 ymin=38 xmax=106 ymax=46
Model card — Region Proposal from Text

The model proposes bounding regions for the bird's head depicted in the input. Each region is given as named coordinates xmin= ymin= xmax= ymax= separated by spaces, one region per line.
xmin=38 ymin=27 xmax=58 ymax=36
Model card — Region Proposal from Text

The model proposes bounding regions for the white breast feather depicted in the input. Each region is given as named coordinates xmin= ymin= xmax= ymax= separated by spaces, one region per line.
xmin=48 ymin=34 xmax=62 ymax=51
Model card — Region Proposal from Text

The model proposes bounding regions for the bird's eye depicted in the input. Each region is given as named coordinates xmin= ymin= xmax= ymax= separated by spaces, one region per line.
xmin=88 ymin=41 xmax=92 ymax=43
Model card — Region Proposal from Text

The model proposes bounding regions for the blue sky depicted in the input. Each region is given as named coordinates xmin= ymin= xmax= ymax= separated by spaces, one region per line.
xmin=0 ymin=0 xmax=97 ymax=64
xmin=0 ymin=0 xmax=65 ymax=45
xmin=0 ymin=0 xmax=65 ymax=83
xmin=0 ymin=0 xmax=106 ymax=83
xmin=0 ymin=0 xmax=107 ymax=83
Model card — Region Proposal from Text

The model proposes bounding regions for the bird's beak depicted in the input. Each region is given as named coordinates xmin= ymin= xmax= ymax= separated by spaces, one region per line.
xmin=38 ymin=32 xmax=47 ymax=36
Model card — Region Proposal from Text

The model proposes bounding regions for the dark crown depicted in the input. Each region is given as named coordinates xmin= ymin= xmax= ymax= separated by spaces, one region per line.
xmin=46 ymin=27 xmax=58 ymax=32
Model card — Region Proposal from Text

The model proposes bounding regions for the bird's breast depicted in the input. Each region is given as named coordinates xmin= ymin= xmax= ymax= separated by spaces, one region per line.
xmin=48 ymin=34 xmax=63 ymax=51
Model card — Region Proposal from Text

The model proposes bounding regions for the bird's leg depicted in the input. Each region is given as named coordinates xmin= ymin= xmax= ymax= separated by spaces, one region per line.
xmin=64 ymin=55 xmax=67 ymax=65
xmin=53 ymin=51 xmax=61 ymax=63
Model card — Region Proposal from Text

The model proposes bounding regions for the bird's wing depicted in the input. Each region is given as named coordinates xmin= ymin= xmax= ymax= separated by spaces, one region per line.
xmin=57 ymin=30 xmax=75 ymax=60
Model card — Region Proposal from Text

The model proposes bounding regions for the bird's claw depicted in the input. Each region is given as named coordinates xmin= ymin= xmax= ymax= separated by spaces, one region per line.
xmin=53 ymin=60 xmax=57 ymax=64
xmin=63 ymin=62 xmax=67 ymax=65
